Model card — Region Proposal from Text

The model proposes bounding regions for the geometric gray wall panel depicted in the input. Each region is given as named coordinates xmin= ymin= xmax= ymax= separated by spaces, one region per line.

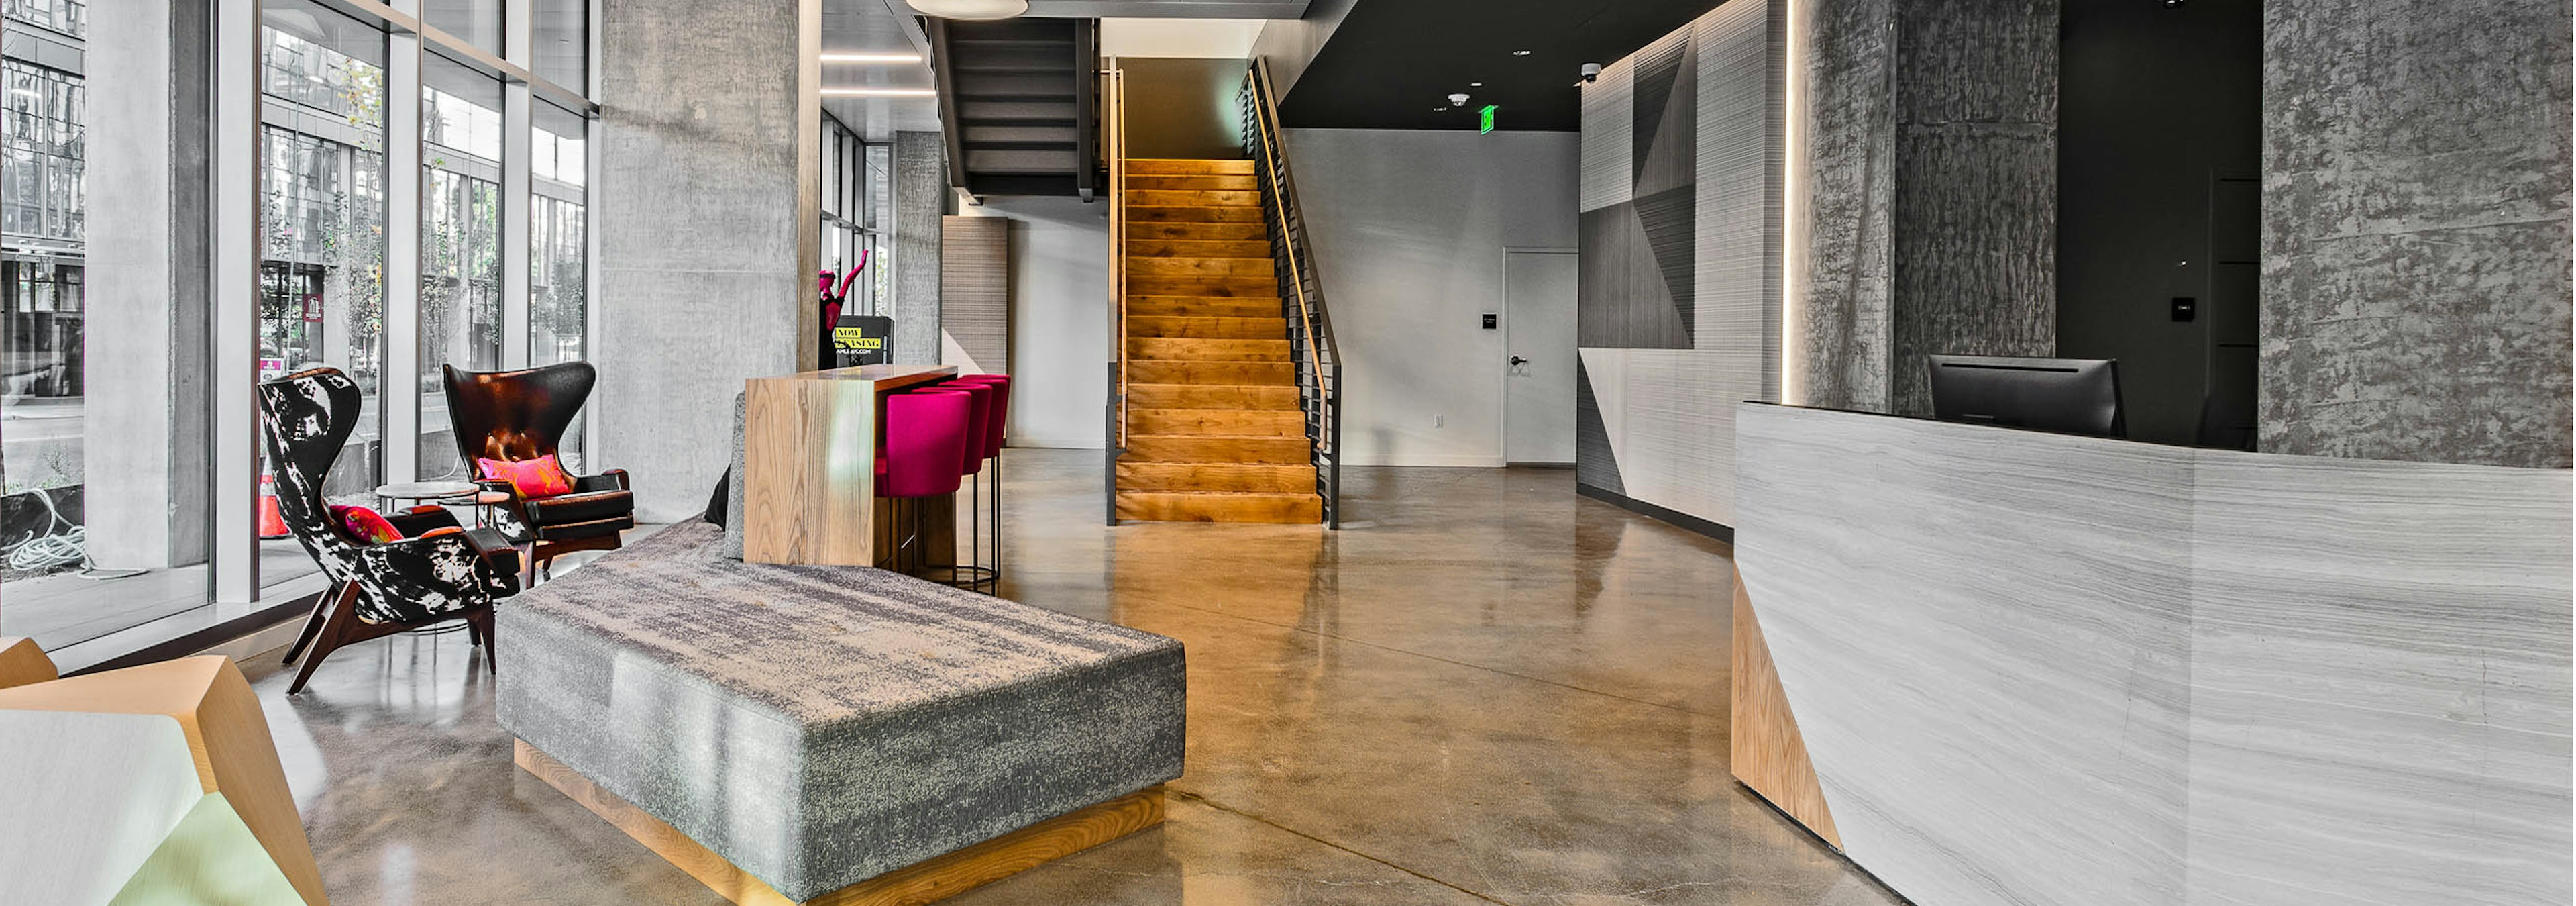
xmin=1578 ymin=203 xmax=1692 ymax=349
xmin=1574 ymin=358 xmax=1624 ymax=495
xmin=2259 ymin=0 xmax=2573 ymax=468
xmin=1736 ymin=402 xmax=2573 ymax=906
xmin=1577 ymin=0 xmax=1782 ymax=530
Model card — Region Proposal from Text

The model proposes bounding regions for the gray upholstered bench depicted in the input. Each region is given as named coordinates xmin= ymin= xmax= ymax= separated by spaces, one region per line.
xmin=496 ymin=520 xmax=1185 ymax=904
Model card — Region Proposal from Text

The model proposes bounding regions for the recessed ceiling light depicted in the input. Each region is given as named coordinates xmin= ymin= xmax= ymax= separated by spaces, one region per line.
xmin=822 ymin=52 xmax=924 ymax=64
xmin=906 ymin=0 xmax=1027 ymax=19
xmin=824 ymin=87 xmax=937 ymax=97
xmin=1512 ymin=50 xmax=1533 ymax=56
xmin=1469 ymin=82 xmax=1483 ymax=87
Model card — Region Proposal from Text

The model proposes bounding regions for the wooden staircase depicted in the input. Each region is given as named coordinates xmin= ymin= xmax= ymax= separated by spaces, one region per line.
xmin=1116 ymin=158 xmax=1324 ymax=524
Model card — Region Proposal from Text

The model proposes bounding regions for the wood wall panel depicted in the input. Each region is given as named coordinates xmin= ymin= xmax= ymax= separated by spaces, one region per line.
xmin=941 ymin=216 xmax=1010 ymax=375
xmin=1729 ymin=576 xmax=1839 ymax=848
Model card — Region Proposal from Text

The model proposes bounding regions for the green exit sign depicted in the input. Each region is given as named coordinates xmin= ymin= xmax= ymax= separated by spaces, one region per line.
xmin=1479 ymin=105 xmax=1498 ymax=134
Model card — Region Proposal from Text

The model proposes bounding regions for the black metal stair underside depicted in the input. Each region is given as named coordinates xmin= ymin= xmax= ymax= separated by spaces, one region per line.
xmin=933 ymin=17 xmax=1098 ymax=198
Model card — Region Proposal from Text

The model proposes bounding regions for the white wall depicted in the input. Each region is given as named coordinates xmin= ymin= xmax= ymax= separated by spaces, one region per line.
xmin=961 ymin=196 xmax=1111 ymax=449
xmin=1102 ymin=18 xmax=1266 ymax=58
xmin=1283 ymin=128 xmax=1582 ymax=467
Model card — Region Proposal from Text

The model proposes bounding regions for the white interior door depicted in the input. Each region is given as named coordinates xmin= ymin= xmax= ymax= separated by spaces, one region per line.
xmin=1504 ymin=250 xmax=1579 ymax=464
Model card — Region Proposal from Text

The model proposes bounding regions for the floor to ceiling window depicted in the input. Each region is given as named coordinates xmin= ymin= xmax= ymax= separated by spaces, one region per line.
xmin=260 ymin=0 xmax=388 ymax=513
xmin=531 ymin=99 xmax=586 ymax=469
xmin=418 ymin=54 xmax=504 ymax=481
xmin=0 ymin=0 xmax=598 ymax=664
xmin=1 ymin=1 xmax=96 ymax=613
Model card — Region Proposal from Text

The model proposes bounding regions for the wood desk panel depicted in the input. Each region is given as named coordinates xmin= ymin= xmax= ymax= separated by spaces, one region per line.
xmin=743 ymin=365 xmax=957 ymax=566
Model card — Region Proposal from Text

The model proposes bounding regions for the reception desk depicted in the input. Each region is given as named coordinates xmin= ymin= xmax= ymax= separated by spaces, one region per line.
xmin=741 ymin=363 xmax=959 ymax=568
xmin=1731 ymin=402 xmax=2571 ymax=906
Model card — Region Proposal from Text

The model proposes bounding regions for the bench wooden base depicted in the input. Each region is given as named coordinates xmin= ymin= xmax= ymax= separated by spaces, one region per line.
xmin=515 ymin=740 xmax=1163 ymax=905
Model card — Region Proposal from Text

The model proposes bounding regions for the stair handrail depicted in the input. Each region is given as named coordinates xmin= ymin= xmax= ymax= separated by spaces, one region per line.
xmin=1108 ymin=64 xmax=1128 ymax=447
xmin=1240 ymin=59 xmax=1342 ymax=529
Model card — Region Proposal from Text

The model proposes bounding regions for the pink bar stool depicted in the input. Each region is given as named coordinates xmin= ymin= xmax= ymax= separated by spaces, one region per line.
xmin=922 ymin=380 xmax=996 ymax=591
xmin=949 ymin=374 xmax=1011 ymax=584
xmin=876 ymin=390 xmax=969 ymax=572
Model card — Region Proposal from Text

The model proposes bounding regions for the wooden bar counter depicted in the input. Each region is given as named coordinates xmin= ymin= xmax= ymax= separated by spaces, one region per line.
xmin=741 ymin=364 xmax=957 ymax=567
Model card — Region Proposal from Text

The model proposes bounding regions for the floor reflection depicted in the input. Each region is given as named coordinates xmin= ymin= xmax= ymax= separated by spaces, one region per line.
xmin=244 ymin=449 xmax=1898 ymax=905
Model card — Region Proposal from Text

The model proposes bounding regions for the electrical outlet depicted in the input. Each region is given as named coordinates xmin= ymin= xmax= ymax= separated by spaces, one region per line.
xmin=1433 ymin=414 xmax=1446 ymax=428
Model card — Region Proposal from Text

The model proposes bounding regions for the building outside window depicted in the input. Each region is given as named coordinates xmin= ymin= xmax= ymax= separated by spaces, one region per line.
xmin=419 ymin=54 xmax=504 ymax=482
xmin=0 ymin=0 xmax=598 ymax=662
xmin=533 ymin=100 xmax=588 ymax=470
xmin=1 ymin=1 xmax=89 ymax=593
xmin=258 ymin=2 xmax=389 ymax=591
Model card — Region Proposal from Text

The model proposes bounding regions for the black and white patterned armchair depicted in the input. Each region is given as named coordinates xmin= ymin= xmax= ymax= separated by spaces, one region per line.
xmin=260 ymin=367 xmax=519 ymax=694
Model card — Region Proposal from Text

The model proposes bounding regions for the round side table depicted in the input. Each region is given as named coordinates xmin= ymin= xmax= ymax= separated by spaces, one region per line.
xmin=375 ymin=481 xmax=479 ymax=514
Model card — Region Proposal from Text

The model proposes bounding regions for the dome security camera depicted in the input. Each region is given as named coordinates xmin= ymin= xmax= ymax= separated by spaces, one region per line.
xmin=1448 ymin=93 xmax=1472 ymax=107
xmin=1580 ymin=62 xmax=1603 ymax=83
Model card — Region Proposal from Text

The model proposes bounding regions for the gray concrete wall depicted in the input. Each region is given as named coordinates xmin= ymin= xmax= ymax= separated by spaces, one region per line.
xmin=83 ymin=0 xmax=211 ymax=569
xmin=1886 ymin=0 xmax=2057 ymax=417
xmin=1790 ymin=0 xmax=2057 ymax=416
xmin=892 ymin=131 xmax=945 ymax=366
xmin=596 ymin=0 xmax=819 ymax=521
xmin=1788 ymin=0 xmax=1894 ymax=411
xmin=2260 ymin=0 xmax=2573 ymax=468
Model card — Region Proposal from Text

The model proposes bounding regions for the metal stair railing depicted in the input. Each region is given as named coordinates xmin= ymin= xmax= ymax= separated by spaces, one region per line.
xmin=1238 ymin=60 xmax=1342 ymax=530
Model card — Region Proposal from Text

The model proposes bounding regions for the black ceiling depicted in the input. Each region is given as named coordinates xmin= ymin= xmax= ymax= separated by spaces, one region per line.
xmin=1279 ymin=0 xmax=1725 ymax=131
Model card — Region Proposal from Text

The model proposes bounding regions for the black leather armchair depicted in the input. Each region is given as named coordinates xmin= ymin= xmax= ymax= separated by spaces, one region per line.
xmin=260 ymin=367 xmax=520 ymax=694
xmin=442 ymin=362 xmax=635 ymax=581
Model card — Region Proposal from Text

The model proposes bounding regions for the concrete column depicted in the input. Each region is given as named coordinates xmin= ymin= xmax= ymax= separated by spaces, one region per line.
xmin=595 ymin=0 xmax=820 ymax=521
xmin=892 ymin=131 xmax=945 ymax=365
xmin=84 ymin=0 xmax=211 ymax=569
xmin=2259 ymin=0 xmax=2572 ymax=467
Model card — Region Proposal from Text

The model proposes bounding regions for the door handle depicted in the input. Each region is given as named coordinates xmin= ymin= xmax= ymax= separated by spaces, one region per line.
xmin=1508 ymin=356 xmax=1528 ymax=366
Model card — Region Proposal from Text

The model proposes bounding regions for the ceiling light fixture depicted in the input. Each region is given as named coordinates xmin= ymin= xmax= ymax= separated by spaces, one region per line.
xmin=1469 ymin=82 xmax=1483 ymax=87
xmin=1512 ymin=49 xmax=1533 ymax=56
xmin=821 ymin=52 xmax=924 ymax=64
xmin=823 ymin=87 xmax=938 ymax=97
xmin=905 ymin=0 xmax=1028 ymax=20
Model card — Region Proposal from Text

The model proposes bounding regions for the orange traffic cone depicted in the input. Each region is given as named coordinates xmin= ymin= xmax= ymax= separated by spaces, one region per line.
xmin=258 ymin=474 xmax=291 ymax=539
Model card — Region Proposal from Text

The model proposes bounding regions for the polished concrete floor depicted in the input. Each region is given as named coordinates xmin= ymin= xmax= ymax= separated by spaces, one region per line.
xmin=244 ymin=449 xmax=1904 ymax=905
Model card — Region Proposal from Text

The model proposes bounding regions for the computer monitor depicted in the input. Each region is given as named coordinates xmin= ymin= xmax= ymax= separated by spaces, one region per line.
xmin=1926 ymin=355 xmax=2125 ymax=438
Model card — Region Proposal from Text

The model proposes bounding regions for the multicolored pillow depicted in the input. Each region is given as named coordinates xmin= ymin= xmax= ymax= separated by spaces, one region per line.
xmin=476 ymin=454 xmax=574 ymax=499
xmin=327 ymin=505 xmax=404 ymax=545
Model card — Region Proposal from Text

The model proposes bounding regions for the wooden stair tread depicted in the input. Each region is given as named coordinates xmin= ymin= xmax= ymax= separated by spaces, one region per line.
xmin=1115 ymin=157 xmax=1316 ymax=524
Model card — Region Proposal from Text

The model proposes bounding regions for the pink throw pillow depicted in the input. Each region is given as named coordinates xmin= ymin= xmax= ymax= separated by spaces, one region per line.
xmin=327 ymin=505 xmax=404 ymax=545
xmin=477 ymin=454 xmax=574 ymax=499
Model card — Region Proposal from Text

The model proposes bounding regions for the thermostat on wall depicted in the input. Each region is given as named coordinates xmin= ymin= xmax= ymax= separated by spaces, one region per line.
xmin=1481 ymin=313 xmax=1497 ymax=330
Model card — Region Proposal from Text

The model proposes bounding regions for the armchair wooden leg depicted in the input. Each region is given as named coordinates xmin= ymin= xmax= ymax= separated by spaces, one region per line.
xmin=286 ymin=583 xmax=361 ymax=695
xmin=466 ymin=608 xmax=497 ymax=674
xmin=282 ymin=582 xmax=341 ymax=665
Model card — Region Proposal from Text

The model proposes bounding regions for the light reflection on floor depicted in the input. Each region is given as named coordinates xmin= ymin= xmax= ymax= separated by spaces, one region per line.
xmin=243 ymin=449 xmax=1900 ymax=905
